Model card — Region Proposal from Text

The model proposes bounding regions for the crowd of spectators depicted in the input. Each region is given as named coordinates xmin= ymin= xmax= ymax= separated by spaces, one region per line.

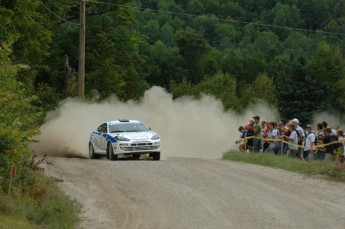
xmin=237 ymin=116 xmax=345 ymax=162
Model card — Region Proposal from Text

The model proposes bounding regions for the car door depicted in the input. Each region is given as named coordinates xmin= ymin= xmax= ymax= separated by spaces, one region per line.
xmin=99 ymin=123 xmax=108 ymax=151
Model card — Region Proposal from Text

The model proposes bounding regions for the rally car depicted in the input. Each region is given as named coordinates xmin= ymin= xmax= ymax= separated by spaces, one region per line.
xmin=89 ymin=119 xmax=161 ymax=160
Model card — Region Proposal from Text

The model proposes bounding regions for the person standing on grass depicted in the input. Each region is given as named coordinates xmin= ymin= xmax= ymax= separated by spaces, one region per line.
xmin=337 ymin=130 xmax=345 ymax=163
xmin=323 ymin=128 xmax=339 ymax=161
xmin=315 ymin=123 xmax=326 ymax=160
xmin=292 ymin=118 xmax=306 ymax=156
xmin=253 ymin=116 xmax=262 ymax=152
xmin=303 ymin=124 xmax=316 ymax=161
xmin=285 ymin=124 xmax=302 ymax=160
xmin=265 ymin=122 xmax=279 ymax=153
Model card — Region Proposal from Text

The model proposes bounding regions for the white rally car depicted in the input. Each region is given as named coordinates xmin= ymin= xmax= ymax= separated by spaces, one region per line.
xmin=89 ymin=119 xmax=161 ymax=160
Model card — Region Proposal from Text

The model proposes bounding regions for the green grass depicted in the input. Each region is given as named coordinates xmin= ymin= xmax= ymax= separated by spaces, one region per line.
xmin=0 ymin=215 xmax=34 ymax=229
xmin=223 ymin=151 xmax=345 ymax=181
xmin=0 ymin=174 xmax=79 ymax=229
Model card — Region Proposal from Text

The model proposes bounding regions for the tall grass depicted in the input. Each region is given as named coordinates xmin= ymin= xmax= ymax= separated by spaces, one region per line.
xmin=223 ymin=151 xmax=345 ymax=181
xmin=0 ymin=173 xmax=79 ymax=229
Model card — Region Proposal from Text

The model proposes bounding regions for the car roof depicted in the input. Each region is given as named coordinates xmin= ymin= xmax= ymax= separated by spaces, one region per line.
xmin=108 ymin=119 xmax=142 ymax=125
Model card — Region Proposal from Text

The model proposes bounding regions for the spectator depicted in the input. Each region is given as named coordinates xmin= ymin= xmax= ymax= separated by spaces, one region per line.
xmin=323 ymin=128 xmax=338 ymax=161
xmin=252 ymin=116 xmax=262 ymax=152
xmin=315 ymin=123 xmax=326 ymax=160
xmin=285 ymin=124 xmax=301 ymax=159
xmin=265 ymin=122 xmax=279 ymax=153
xmin=238 ymin=126 xmax=252 ymax=152
xmin=273 ymin=121 xmax=286 ymax=155
xmin=303 ymin=124 xmax=316 ymax=161
xmin=244 ymin=120 xmax=255 ymax=149
xmin=337 ymin=129 xmax=345 ymax=162
xmin=262 ymin=121 xmax=270 ymax=151
xmin=292 ymin=118 xmax=306 ymax=154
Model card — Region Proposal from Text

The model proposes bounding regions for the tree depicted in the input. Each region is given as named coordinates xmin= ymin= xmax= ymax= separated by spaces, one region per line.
xmin=0 ymin=44 xmax=42 ymax=192
xmin=241 ymin=73 xmax=278 ymax=108
xmin=175 ymin=27 xmax=210 ymax=83
xmin=273 ymin=54 xmax=322 ymax=124
xmin=197 ymin=73 xmax=240 ymax=111
xmin=141 ymin=40 xmax=187 ymax=89
xmin=269 ymin=3 xmax=305 ymax=38
xmin=309 ymin=42 xmax=345 ymax=111
xmin=220 ymin=48 xmax=267 ymax=90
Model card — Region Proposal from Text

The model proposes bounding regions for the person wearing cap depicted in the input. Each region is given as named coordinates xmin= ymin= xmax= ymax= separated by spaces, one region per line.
xmin=252 ymin=116 xmax=261 ymax=152
xmin=303 ymin=124 xmax=316 ymax=160
xmin=292 ymin=118 xmax=306 ymax=156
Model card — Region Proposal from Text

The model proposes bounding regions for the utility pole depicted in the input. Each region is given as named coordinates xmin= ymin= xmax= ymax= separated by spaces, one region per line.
xmin=78 ymin=0 xmax=86 ymax=97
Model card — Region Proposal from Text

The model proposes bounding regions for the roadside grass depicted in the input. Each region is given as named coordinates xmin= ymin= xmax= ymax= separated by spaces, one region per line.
xmin=0 ymin=173 xmax=79 ymax=229
xmin=223 ymin=151 xmax=345 ymax=181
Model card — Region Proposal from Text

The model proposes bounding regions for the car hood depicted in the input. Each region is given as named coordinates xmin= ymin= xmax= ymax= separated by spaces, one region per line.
xmin=111 ymin=131 xmax=158 ymax=141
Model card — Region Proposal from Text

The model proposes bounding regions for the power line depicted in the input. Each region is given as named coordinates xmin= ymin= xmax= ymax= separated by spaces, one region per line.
xmin=48 ymin=0 xmax=83 ymax=9
xmin=86 ymin=0 xmax=345 ymax=37
xmin=63 ymin=0 xmax=84 ymax=8
xmin=40 ymin=1 xmax=80 ymax=26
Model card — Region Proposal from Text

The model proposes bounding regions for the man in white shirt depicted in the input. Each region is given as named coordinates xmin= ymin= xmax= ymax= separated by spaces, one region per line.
xmin=285 ymin=124 xmax=299 ymax=158
xmin=292 ymin=118 xmax=306 ymax=156
xmin=303 ymin=124 xmax=316 ymax=160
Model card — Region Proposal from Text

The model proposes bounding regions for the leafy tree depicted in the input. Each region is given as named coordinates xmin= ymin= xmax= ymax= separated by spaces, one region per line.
xmin=141 ymin=40 xmax=186 ymax=89
xmin=0 ymin=44 xmax=42 ymax=192
xmin=175 ymin=27 xmax=210 ymax=83
xmin=197 ymin=73 xmax=240 ymax=111
xmin=269 ymin=3 xmax=305 ymax=38
xmin=220 ymin=49 xmax=267 ymax=90
xmin=253 ymin=31 xmax=281 ymax=61
xmin=309 ymin=42 xmax=345 ymax=110
xmin=273 ymin=54 xmax=322 ymax=123
xmin=241 ymin=73 xmax=278 ymax=108
xmin=170 ymin=78 xmax=197 ymax=98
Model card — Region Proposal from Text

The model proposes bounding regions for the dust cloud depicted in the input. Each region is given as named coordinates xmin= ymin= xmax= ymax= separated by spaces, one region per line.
xmin=30 ymin=86 xmax=279 ymax=159
xmin=312 ymin=112 xmax=344 ymax=129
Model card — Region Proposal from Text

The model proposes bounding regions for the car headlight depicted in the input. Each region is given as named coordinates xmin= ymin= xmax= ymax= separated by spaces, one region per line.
xmin=151 ymin=134 xmax=160 ymax=140
xmin=115 ymin=136 xmax=130 ymax=141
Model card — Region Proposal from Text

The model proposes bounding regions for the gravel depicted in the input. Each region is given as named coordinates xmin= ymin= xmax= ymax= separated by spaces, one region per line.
xmin=44 ymin=157 xmax=345 ymax=229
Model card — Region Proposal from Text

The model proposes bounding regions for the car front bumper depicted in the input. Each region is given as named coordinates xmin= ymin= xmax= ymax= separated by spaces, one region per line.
xmin=113 ymin=140 xmax=161 ymax=154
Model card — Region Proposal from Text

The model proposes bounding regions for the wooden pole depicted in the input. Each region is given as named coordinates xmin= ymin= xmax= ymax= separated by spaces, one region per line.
xmin=78 ymin=0 xmax=86 ymax=97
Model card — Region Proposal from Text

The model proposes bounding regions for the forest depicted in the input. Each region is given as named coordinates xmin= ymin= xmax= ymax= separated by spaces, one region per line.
xmin=1 ymin=0 xmax=345 ymax=190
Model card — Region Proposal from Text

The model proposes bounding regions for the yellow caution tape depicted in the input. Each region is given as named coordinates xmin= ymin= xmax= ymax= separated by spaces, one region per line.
xmin=241 ymin=136 xmax=345 ymax=150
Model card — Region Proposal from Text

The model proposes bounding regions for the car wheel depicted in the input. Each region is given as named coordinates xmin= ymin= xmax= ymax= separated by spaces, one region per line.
xmin=151 ymin=152 xmax=160 ymax=161
xmin=132 ymin=154 xmax=140 ymax=159
xmin=89 ymin=142 xmax=98 ymax=159
xmin=107 ymin=143 xmax=117 ymax=161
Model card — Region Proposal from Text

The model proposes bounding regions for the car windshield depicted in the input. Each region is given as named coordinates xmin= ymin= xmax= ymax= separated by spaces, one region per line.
xmin=109 ymin=123 xmax=150 ymax=133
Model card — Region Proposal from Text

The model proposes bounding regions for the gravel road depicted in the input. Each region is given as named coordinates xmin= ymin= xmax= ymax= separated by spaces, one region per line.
xmin=45 ymin=157 xmax=345 ymax=229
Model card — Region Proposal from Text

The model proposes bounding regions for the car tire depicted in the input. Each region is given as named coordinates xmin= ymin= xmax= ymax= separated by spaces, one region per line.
xmin=107 ymin=143 xmax=117 ymax=161
xmin=132 ymin=154 xmax=140 ymax=159
xmin=151 ymin=152 xmax=160 ymax=161
xmin=89 ymin=142 xmax=98 ymax=159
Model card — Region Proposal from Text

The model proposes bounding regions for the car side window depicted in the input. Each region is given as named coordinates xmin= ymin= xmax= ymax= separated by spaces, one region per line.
xmin=101 ymin=123 xmax=107 ymax=133
xmin=98 ymin=123 xmax=107 ymax=133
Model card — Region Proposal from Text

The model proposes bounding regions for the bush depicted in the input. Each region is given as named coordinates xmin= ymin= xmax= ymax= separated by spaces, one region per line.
xmin=0 ymin=171 xmax=79 ymax=228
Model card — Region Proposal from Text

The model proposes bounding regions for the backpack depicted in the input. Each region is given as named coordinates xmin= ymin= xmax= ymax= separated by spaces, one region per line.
xmin=295 ymin=129 xmax=302 ymax=146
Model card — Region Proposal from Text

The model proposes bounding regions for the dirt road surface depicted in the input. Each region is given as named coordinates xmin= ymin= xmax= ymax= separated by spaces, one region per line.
xmin=45 ymin=157 xmax=345 ymax=229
